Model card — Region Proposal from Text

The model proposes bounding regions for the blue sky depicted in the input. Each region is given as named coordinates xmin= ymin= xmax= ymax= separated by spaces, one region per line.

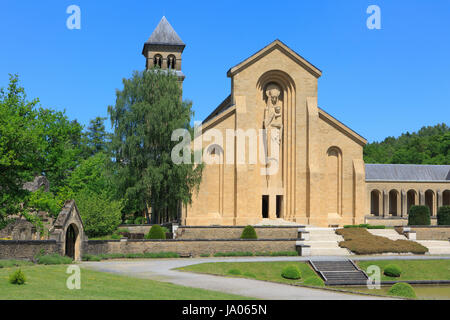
xmin=1 ymin=0 xmax=449 ymax=142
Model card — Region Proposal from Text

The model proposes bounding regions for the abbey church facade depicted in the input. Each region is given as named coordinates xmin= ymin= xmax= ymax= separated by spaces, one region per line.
xmin=144 ymin=17 xmax=450 ymax=227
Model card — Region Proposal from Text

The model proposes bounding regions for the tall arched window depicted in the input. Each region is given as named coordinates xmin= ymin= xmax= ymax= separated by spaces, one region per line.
xmin=205 ymin=144 xmax=224 ymax=216
xmin=153 ymin=54 xmax=162 ymax=68
xmin=167 ymin=55 xmax=176 ymax=69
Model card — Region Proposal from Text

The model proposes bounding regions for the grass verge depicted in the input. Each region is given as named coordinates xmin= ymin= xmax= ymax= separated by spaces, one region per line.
xmin=177 ymin=261 xmax=324 ymax=287
xmin=0 ymin=265 xmax=252 ymax=300
xmin=357 ymin=259 xmax=450 ymax=281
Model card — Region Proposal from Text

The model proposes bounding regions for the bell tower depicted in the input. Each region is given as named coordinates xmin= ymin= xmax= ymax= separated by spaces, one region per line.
xmin=142 ymin=16 xmax=185 ymax=84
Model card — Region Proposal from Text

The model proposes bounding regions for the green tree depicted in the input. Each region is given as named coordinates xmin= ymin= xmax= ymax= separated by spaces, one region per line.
xmin=82 ymin=116 xmax=111 ymax=157
xmin=75 ymin=189 xmax=122 ymax=237
xmin=0 ymin=75 xmax=42 ymax=222
xmin=364 ymin=123 xmax=450 ymax=165
xmin=35 ymin=108 xmax=84 ymax=191
xmin=108 ymin=69 xmax=203 ymax=223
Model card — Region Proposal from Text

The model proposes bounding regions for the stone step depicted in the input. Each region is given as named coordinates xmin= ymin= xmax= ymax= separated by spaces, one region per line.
xmin=301 ymin=241 xmax=345 ymax=248
xmin=309 ymin=232 xmax=344 ymax=241
xmin=309 ymin=259 xmax=368 ymax=285
xmin=367 ymin=229 xmax=407 ymax=240
xmin=310 ymin=248 xmax=351 ymax=256
xmin=416 ymin=240 xmax=450 ymax=254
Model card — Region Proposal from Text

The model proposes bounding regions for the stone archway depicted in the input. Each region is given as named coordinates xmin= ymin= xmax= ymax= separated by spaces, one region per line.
xmin=49 ymin=200 xmax=85 ymax=261
xmin=65 ymin=224 xmax=80 ymax=260
xmin=407 ymin=190 xmax=417 ymax=214
xmin=370 ymin=190 xmax=381 ymax=216
xmin=425 ymin=190 xmax=435 ymax=216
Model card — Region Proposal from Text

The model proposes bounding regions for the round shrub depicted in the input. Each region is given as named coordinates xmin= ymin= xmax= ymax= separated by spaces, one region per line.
xmin=303 ymin=277 xmax=325 ymax=287
xmin=408 ymin=205 xmax=431 ymax=226
xmin=145 ymin=225 xmax=166 ymax=239
xmin=437 ymin=206 xmax=450 ymax=226
xmin=227 ymin=269 xmax=241 ymax=275
xmin=240 ymin=225 xmax=257 ymax=239
xmin=281 ymin=265 xmax=301 ymax=280
xmin=388 ymin=283 xmax=416 ymax=298
xmin=9 ymin=269 xmax=26 ymax=285
xmin=383 ymin=264 xmax=402 ymax=277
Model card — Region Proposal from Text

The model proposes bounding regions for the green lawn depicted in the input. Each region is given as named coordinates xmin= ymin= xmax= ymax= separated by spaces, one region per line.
xmin=177 ymin=261 xmax=323 ymax=286
xmin=357 ymin=260 xmax=450 ymax=281
xmin=0 ymin=265 xmax=251 ymax=300
xmin=335 ymin=285 xmax=450 ymax=300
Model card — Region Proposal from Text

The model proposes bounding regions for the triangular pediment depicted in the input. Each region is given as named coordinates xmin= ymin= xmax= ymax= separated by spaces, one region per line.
xmin=227 ymin=39 xmax=322 ymax=78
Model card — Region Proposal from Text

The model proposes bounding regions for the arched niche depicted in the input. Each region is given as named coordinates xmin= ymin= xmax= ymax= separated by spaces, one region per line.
xmin=326 ymin=146 xmax=343 ymax=216
xmin=256 ymin=70 xmax=296 ymax=218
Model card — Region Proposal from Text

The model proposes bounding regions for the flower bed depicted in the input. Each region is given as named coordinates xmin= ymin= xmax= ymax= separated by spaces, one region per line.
xmin=336 ymin=228 xmax=428 ymax=255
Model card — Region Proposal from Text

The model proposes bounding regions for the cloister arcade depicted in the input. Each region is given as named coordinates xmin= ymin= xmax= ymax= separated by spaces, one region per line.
xmin=368 ymin=187 xmax=450 ymax=217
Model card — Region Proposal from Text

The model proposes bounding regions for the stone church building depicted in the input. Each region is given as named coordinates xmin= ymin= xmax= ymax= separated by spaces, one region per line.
xmin=143 ymin=17 xmax=450 ymax=227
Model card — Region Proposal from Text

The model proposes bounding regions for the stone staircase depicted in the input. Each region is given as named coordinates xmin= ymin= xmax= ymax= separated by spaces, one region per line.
xmin=310 ymin=259 xmax=369 ymax=286
xmin=299 ymin=227 xmax=351 ymax=256
xmin=416 ymin=240 xmax=450 ymax=255
xmin=367 ymin=229 xmax=408 ymax=240
xmin=368 ymin=229 xmax=450 ymax=255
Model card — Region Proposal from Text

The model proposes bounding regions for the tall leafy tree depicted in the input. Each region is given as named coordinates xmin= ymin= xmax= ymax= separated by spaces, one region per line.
xmin=0 ymin=75 xmax=42 ymax=224
xmin=108 ymin=69 xmax=203 ymax=223
xmin=82 ymin=116 xmax=111 ymax=157
xmin=35 ymin=108 xmax=84 ymax=191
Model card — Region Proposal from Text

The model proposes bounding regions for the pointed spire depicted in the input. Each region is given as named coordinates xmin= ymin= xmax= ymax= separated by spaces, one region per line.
xmin=145 ymin=16 xmax=185 ymax=46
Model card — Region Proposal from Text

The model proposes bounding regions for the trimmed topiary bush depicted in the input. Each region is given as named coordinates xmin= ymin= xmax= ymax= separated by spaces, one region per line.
xmin=240 ymin=225 xmax=257 ymax=239
xmin=437 ymin=206 xmax=450 ymax=225
xmin=303 ymin=277 xmax=325 ymax=287
xmin=408 ymin=205 xmax=431 ymax=226
xmin=388 ymin=283 xmax=416 ymax=298
xmin=281 ymin=265 xmax=301 ymax=280
xmin=227 ymin=269 xmax=241 ymax=275
xmin=9 ymin=269 xmax=26 ymax=285
xmin=384 ymin=264 xmax=402 ymax=277
xmin=145 ymin=225 xmax=166 ymax=239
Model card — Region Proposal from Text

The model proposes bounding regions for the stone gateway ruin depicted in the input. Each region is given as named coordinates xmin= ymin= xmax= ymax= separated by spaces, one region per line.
xmin=0 ymin=200 xmax=86 ymax=261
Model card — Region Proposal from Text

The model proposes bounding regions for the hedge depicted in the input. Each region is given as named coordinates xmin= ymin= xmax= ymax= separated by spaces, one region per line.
xmin=437 ymin=206 xmax=450 ymax=225
xmin=408 ymin=205 xmax=431 ymax=226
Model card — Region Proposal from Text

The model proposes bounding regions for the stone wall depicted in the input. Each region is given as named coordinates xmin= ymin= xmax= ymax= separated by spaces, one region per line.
xmin=84 ymin=239 xmax=298 ymax=257
xmin=118 ymin=225 xmax=152 ymax=235
xmin=175 ymin=226 xmax=300 ymax=239
xmin=0 ymin=240 xmax=61 ymax=260
xmin=396 ymin=226 xmax=450 ymax=240
xmin=365 ymin=216 xmax=438 ymax=227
